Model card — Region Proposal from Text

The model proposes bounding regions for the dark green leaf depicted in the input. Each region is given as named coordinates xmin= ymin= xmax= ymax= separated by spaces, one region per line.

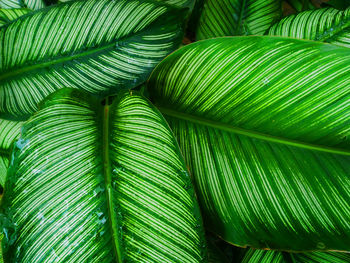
xmin=147 ymin=36 xmax=350 ymax=251
xmin=241 ymin=249 xmax=350 ymax=263
xmin=195 ymin=0 xmax=282 ymax=40
xmin=286 ymin=0 xmax=316 ymax=12
xmin=0 ymin=0 xmax=187 ymax=120
xmin=269 ymin=7 xmax=350 ymax=47
xmin=323 ymin=0 xmax=350 ymax=10
xmin=1 ymin=88 xmax=207 ymax=262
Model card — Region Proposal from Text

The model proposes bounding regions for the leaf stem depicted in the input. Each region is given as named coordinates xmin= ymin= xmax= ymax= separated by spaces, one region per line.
xmin=103 ymin=97 xmax=123 ymax=262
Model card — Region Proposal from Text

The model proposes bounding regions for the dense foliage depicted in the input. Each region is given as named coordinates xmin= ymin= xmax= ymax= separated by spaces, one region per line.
xmin=0 ymin=0 xmax=349 ymax=262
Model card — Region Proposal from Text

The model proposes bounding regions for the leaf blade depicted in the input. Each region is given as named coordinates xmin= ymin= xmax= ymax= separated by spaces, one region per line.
xmin=1 ymin=88 xmax=207 ymax=262
xmin=269 ymin=7 xmax=350 ymax=48
xmin=195 ymin=0 xmax=282 ymax=40
xmin=0 ymin=118 xmax=22 ymax=187
xmin=148 ymin=36 xmax=350 ymax=251
xmin=0 ymin=0 xmax=186 ymax=120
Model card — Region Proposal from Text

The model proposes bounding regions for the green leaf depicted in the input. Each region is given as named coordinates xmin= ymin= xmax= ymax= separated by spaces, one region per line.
xmin=241 ymin=249 xmax=350 ymax=263
xmin=286 ymin=0 xmax=316 ymax=13
xmin=160 ymin=0 xmax=195 ymax=9
xmin=269 ymin=7 xmax=350 ymax=48
xmin=147 ymin=36 xmax=350 ymax=252
xmin=324 ymin=0 xmax=350 ymax=11
xmin=0 ymin=0 xmax=44 ymax=10
xmin=0 ymin=119 xmax=22 ymax=187
xmin=0 ymin=8 xmax=30 ymax=26
xmin=1 ymin=88 xmax=207 ymax=262
xmin=0 ymin=0 xmax=187 ymax=120
xmin=57 ymin=0 xmax=195 ymax=9
xmin=195 ymin=0 xmax=282 ymax=40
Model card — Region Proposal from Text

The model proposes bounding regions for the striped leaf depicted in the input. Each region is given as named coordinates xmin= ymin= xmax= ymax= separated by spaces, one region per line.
xmin=195 ymin=0 xmax=282 ymax=40
xmin=0 ymin=0 xmax=187 ymax=120
xmin=0 ymin=8 xmax=30 ymax=26
xmin=269 ymin=7 xmax=350 ymax=48
xmin=57 ymin=0 xmax=195 ymax=9
xmin=0 ymin=119 xmax=22 ymax=187
xmin=0 ymin=0 xmax=44 ymax=10
xmin=241 ymin=249 xmax=350 ymax=263
xmin=147 ymin=36 xmax=350 ymax=251
xmin=1 ymin=88 xmax=207 ymax=262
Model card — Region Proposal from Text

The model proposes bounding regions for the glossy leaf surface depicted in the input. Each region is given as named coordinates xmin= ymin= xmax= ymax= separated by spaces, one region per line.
xmin=195 ymin=0 xmax=281 ymax=40
xmin=269 ymin=7 xmax=350 ymax=48
xmin=0 ymin=119 xmax=22 ymax=187
xmin=1 ymin=88 xmax=206 ymax=262
xmin=148 ymin=36 xmax=350 ymax=251
xmin=241 ymin=249 xmax=350 ymax=263
xmin=0 ymin=8 xmax=29 ymax=26
xmin=0 ymin=0 xmax=186 ymax=120
xmin=0 ymin=0 xmax=44 ymax=10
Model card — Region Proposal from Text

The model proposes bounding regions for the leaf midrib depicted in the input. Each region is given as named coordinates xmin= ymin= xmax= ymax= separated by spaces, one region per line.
xmin=158 ymin=107 xmax=350 ymax=156
xmin=103 ymin=99 xmax=123 ymax=262
xmin=235 ymin=0 xmax=247 ymax=35
xmin=0 ymin=41 xmax=116 ymax=81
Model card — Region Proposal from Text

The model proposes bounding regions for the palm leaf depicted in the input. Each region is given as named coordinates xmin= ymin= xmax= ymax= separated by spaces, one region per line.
xmin=241 ymin=249 xmax=350 ymax=263
xmin=195 ymin=0 xmax=282 ymax=40
xmin=0 ymin=0 xmax=44 ymax=10
xmin=0 ymin=8 xmax=30 ymax=26
xmin=269 ymin=7 xmax=350 ymax=48
xmin=147 ymin=36 xmax=350 ymax=252
xmin=0 ymin=0 xmax=187 ymax=120
xmin=0 ymin=119 xmax=22 ymax=187
xmin=1 ymin=88 xmax=206 ymax=262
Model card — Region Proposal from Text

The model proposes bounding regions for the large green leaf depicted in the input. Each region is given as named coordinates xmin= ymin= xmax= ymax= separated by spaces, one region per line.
xmin=0 ymin=8 xmax=30 ymax=26
xmin=0 ymin=0 xmax=44 ymax=10
xmin=0 ymin=119 xmax=22 ymax=187
xmin=195 ymin=0 xmax=282 ymax=40
xmin=0 ymin=0 xmax=186 ymax=120
xmin=241 ymin=249 xmax=350 ymax=263
xmin=0 ymin=88 xmax=207 ymax=262
xmin=269 ymin=7 xmax=350 ymax=48
xmin=147 ymin=36 xmax=350 ymax=252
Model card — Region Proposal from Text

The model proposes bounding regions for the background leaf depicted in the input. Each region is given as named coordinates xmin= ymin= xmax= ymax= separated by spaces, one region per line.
xmin=195 ymin=0 xmax=282 ymax=40
xmin=0 ymin=8 xmax=30 ymax=26
xmin=0 ymin=119 xmax=22 ymax=188
xmin=147 ymin=36 xmax=350 ymax=252
xmin=241 ymin=249 xmax=350 ymax=263
xmin=0 ymin=0 xmax=44 ymax=10
xmin=286 ymin=0 xmax=316 ymax=12
xmin=269 ymin=7 xmax=350 ymax=47
xmin=323 ymin=0 xmax=350 ymax=10
xmin=0 ymin=0 xmax=187 ymax=120
xmin=1 ymin=88 xmax=207 ymax=262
